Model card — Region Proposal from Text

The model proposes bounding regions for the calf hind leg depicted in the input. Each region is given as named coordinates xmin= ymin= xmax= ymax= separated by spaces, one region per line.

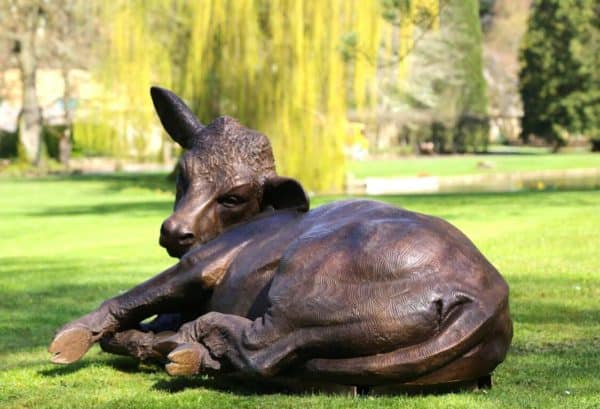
xmin=157 ymin=312 xmax=305 ymax=377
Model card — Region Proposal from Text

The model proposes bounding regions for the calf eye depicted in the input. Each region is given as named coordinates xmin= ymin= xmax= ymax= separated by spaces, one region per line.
xmin=218 ymin=195 xmax=246 ymax=208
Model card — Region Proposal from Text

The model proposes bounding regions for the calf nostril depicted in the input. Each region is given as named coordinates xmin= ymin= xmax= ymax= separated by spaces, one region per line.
xmin=161 ymin=219 xmax=194 ymax=244
xmin=178 ymin=232 xmax=195 ymax=243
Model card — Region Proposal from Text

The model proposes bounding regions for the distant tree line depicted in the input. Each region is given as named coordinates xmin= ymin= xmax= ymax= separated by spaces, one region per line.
xmin=0 ymin=0 xmax=494 ymax=190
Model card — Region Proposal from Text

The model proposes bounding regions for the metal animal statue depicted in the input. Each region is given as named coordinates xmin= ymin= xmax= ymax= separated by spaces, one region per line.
xmin=49 ymin=87 xmax=512 ymax=391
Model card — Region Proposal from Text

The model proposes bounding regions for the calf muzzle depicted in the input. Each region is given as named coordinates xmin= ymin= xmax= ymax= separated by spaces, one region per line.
xmin=160 ymin=218 xmax=196 ymax=258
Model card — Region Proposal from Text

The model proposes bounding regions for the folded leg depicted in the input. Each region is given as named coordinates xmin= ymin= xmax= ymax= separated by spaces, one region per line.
xmin=100 ymin=329 xmax=176 ymax=362
xmin=99 ymin=312 xmax=197 ymax=362
xmin=155 ymin=311 xmax=304 ymax=377
xmin=49 ymin=235 xmax=246 ymax=364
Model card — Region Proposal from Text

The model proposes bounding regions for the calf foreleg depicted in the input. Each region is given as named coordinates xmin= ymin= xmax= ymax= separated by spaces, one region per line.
xmin=49 ymin=240 xmax=247 ymax=364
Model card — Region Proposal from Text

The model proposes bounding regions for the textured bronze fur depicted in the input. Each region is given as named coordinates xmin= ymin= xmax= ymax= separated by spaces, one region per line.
xmin=49 ymin=87 xmax=512 ymax=388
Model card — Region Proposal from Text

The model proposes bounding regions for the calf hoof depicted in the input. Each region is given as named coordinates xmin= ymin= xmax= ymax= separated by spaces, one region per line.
xmin=166 ymin=343 xmax=204 ymax=376
xmin=49 ymin=326 xmax=94 ymax=364
xmin=165 ymin=343 xmax=220 ymax=376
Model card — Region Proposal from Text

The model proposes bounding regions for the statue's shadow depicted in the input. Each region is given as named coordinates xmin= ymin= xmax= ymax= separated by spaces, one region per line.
xmin=39 ymin=357 xmax=159 ymax=377
xmin=40 ymin=358 xmax=492 ymax=396
xmin=152 ymin=377 xmax=234 ymax=394
xmin=152 ymin=375 xmax=303 ymax=396
xmin=39 ymin=361 xmax=91 ymax=377
xmin=38 ymin=358 xmax=282 ymax=396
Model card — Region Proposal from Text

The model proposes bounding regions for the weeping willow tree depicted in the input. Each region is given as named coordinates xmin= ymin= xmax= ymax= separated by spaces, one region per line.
xmin=74 ymin=1 xmax=176 ymax=159
xmin=174 ymin=0 xmax=386 ymax=191
xmin=89 ymin=0 xmax=436 ymax=191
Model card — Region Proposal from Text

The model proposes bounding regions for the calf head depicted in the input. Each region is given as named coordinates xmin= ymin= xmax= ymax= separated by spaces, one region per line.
xmin=151 ymin=87 xmax=309 ymax=258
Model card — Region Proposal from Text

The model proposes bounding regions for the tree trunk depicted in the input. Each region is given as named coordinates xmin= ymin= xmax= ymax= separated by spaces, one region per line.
xmin=17 ymin=9 xmax=43 ymax=166
xmin=59 ymin=67 xmax=73 ymax=167
xmin=551 ymin=138 xmax=563 ymax=153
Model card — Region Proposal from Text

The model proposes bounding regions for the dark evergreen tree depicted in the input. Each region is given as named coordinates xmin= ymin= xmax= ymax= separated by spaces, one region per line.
xmin=519 ymin=0 xmax=599 ymax=151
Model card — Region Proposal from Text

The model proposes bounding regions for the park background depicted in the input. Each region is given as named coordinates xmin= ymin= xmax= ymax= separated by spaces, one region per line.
xmin=0 ymin=1 xmax=598 ymax=408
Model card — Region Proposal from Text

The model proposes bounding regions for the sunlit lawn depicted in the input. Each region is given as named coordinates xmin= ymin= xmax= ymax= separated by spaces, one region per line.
xmin=349 ymin=152 xmax=600 ymax=179
xmin=0 ymin=174 xmax=598 ymax=408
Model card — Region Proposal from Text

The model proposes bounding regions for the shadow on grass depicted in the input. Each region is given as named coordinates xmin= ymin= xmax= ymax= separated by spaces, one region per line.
xmin=38 ymin=360 xmax=92 ymax=377
xmin=24 ymin=172 xmax=175 ymax=194
xmin=152 ymin=376 xmax=223 ymax=394
xmin=28 ymin=200 xmax=172 ymax=217
xmin=39 ymin=356 xmax=155 ymax=378
xmin=0 ymin=256 xmax=140 ymax=354
xmin=152 ymin=375 xmax=310 ymax=396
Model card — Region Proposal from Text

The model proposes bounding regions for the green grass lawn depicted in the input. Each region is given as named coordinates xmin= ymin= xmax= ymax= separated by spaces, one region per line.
xmin=1 ymin=174 xmax=599 ymax=408
xmin=349 ymin=152 xmax=600 ymax=179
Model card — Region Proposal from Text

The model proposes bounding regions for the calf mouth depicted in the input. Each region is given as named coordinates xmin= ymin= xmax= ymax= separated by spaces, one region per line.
xmin=159 ymin=236 xmax=194 ymax=259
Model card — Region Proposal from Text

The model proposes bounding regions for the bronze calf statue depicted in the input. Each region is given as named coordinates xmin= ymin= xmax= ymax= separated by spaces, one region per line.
xmin=49 ymin=87 xmax=512 ymax=391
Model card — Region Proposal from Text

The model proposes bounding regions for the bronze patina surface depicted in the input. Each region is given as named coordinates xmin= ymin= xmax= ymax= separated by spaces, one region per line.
xmin=49 ymin=87 xmax=512 ymax=390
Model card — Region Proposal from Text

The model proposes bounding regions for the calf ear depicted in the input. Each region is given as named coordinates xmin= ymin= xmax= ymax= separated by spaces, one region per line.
xmin=150 ymin=86 xmax=204 ymax=149
xmin=262 ymin=176 xmax=310 ymax=212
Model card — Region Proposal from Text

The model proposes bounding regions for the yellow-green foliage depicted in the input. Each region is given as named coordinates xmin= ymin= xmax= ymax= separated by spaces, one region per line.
xmin=73 ymin=121 xmax=123 ymax=157
xmin=91 ymin=1 xmax=436 ymax=191
xmin=178 ymin=0 xmax=383 ymax=192
xmin=78 ymin=1 xmax=174 ymax=159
